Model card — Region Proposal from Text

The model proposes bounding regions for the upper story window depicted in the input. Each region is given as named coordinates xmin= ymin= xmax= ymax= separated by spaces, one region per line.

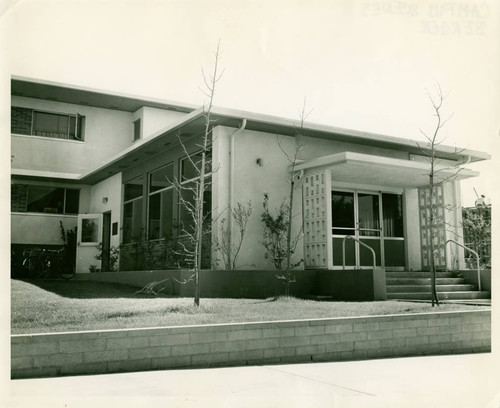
xmin=11 ymin=106 xmax=85 ymax=141
xmin=11 ymin=184 xmax=80 ymax=214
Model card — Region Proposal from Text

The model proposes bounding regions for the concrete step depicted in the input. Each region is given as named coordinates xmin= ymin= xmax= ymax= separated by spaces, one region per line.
xmin=386 ymin=278 xmax=465 ymax=285
xmin=387 ymin=284 xmax=476 ymax=293
xmin=387 ymin=291 xmax=491 ymax=300
xmin=386 ymin=271 xmax=456 ymax=279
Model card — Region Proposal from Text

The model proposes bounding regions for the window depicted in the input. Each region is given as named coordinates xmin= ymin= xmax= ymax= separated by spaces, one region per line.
xmin=11 ymin=106 xmax=85 ymax=141
xmin=382 ymin=193 xmax=404 ymax=238
xmin=11 ymin=184 xmax=80 ymax=214
xmin=148 ymin=164 xmax=174 ymax=240
xmin=180 ymin=147 xmax=212 ymax=182
xmin=133 ymin=118 xmax=141 ymax=141
xmin=78 ymin=214 xmax=102 ymax=246
xmin=82 ymin=218 xmax=99 ymax=243
xmin=122 ymin=176 xmax=144 ymax=244
xmin=179 ymin=148 xmax=212 ymax=233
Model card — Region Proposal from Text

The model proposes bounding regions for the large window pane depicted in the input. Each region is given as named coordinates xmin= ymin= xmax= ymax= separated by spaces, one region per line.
xmin=65 ymin=189 xmax=80 ymax=214
xmin=181 ymin=148 xmax=212 ymax=182
xmin=33 ymin=112 xmax=69 ymax=138
xmin=382 ymin=193 xmax=404 ymax=238
xmin=82 ymin=218 xmax=99 ymax=243
xmin=150 ymin=164 xmax=173 ymax=193
xmin=123 ymin=202 xmax=133 ymax=244
xmin=148 ymin=193 xmax=161 ymax=240
xmin=358 ymin=193 xmax=380 ymax=237
xmin=332 ymin=191 xmax=354 ymax=235
xmin=27 ymin=186 xmax=64 ymax=214
xmin=179 ymin=182 xmax=211 ymax=234
xmin=124 ymin=176 xmax=143 ymax=201
xmin=123 ymin=199 xmax=143 ymax=244
xmin=161 ymin=189 xmax=174 ymax=237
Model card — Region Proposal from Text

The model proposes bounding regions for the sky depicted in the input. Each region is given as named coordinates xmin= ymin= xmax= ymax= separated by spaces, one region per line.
xmin=1 ymin=0 xmax=498 ymax=207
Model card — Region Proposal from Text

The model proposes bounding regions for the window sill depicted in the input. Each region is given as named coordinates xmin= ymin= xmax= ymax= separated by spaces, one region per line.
xmin=12 ymin=133 xmax=85 ymax=144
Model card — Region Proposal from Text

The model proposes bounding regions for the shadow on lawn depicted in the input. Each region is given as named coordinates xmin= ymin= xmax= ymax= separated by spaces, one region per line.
xmin=17 ymin=279 xmax=157 ymax=299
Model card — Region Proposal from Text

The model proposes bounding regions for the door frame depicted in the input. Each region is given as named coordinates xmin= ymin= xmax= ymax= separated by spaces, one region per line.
xmin=330 ymin=187 xmax=405 ymax=270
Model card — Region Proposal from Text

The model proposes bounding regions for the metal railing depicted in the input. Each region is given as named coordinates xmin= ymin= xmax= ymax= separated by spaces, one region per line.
xmin=342 ymin=235 xmax=377 ymax=270
xmin=445 ymin=239 xmax=481 ymax=292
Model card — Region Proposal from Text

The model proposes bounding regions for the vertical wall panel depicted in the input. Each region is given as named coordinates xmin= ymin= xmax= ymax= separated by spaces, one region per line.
xmin=418 ymin=184 xmax=446 ymax=270
xmin=303 ymin=170 xmax=330 ymax=268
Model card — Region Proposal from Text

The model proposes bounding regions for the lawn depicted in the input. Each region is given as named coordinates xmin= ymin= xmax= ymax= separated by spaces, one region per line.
xmin=11 ymin=279 xmax=488 ymax=334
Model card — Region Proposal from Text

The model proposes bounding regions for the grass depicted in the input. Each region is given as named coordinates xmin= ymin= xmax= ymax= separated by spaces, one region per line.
xmin=11 ymin=279 xmax=489 ymax=334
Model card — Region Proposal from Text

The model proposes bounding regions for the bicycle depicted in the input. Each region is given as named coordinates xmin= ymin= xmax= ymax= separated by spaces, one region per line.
xmin=22 ymin=248 xmax=76 ymax=280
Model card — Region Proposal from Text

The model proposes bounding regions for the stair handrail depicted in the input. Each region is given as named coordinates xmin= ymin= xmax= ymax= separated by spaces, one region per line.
xmin=445 ymin=239 xmax=481 ymax=292
xmin=342 ymin=235 xmax=376 ymax=270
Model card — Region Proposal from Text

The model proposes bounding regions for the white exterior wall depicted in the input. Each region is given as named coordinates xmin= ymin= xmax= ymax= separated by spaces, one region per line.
xmin=73 ymin=173 xmax=123 ymax=273
xmin=213 ymin=126 xmax=304 ymax=270
xmin=88 ymin=172 xmax=122 ymax=246
xmin=132 ymin=107 xmax=187 ymax=140
xmin=11 ymin=96 xmax=134 ymax=175
xmin=11 ymin=180 xmax=89 ymax=246
xmin=11 ymin=213 xmax=78 ymax=246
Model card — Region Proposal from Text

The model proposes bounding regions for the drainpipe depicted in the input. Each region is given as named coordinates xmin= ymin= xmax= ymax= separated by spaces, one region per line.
xmin=228 ymin=119 xmax=247 ymax=268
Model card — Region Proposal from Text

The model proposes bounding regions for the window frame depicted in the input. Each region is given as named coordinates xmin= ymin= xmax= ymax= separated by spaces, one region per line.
xmin=147 ymin=163 xmax=174 ymax=240
xmin=11 ymin=106 xmax=85 ymax=141
xmin=12 ymin=184 xmax=80 ymax=215
xmin=178 ymin=148 xmax=213 ymax=234
xmin=179 ymin=146 xmax=213 ymax=185
xmin=122 ymin=176 xmax=144 ymax=245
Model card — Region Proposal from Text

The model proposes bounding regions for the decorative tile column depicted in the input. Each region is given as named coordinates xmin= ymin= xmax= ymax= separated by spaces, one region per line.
xmin=303 ymin=169 xmax=332 ymax=269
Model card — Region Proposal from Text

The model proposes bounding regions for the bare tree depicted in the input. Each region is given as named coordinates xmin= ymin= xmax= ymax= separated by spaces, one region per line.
xmin=175 ymin=41 xmax=223 ymax=306
xmin=213 ymin=202 xmax=253 ymax=270
xmin=262 ymin=100 xmax=309 ymax=296
xmin=417 ymin=84 xmax=455 ymax=307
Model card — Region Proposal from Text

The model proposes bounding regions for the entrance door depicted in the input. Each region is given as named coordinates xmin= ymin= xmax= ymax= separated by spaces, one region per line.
xmin=75 ymin=214 xmax=103 ymax=273
xmin=101 ymin=211 xmax=112 ymax=272
xmin=332 ymin=190 xmax=399 ymax=269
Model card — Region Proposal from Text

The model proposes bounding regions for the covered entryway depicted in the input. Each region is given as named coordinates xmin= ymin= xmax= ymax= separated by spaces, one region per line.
xmin=298 ymin=151 xmax=478 ymax=271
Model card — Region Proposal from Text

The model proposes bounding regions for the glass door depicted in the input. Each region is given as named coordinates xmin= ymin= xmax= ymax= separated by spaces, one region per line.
xmin=331 ymin=191 xmax=356 ymax=267
xmin=357 ymin=192 xmax=382 ymax=267
xmin=331 ymin=190 xmax=383 ymax=268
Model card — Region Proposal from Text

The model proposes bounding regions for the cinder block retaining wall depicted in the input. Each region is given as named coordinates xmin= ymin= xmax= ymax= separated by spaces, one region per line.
xmin=11 ymin=310 xmax=490 ymax=379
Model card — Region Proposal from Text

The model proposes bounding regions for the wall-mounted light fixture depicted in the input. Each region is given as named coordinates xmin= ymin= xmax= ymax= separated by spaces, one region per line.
xmin=256 ymin=158 xmax=263 ymax=167
xmin=102 ymin=197 xmax=108 ymax=204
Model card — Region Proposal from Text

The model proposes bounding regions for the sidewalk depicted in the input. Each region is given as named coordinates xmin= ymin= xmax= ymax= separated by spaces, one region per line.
xmin=4 ymin=353 xmax=500 ymax=408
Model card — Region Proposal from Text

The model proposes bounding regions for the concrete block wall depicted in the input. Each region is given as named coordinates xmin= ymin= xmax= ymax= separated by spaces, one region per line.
xmin=11 ymin=310 xmax=490 ymax=379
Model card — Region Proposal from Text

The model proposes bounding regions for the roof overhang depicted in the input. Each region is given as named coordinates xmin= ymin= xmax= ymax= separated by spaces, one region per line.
xmin=11 ymin=76 xmax=197 ymax=113
xmin=11 ymin=169 xmax=83 ymax=184
xmin=209 ymin=107 xmax=491 ymax=164
xmin=296 ymin=152 xmax=480 ymax=189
